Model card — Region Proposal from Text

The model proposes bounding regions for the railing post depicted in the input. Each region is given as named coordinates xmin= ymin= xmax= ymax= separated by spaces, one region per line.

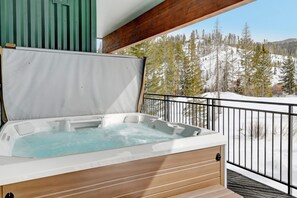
xmin=163 ymin=95 xmax=166 ymax=121
xmin=207 ymin=99 xmax=210 ymax=130
xmin=212 ymin=99 xmax=215 ymax=131
xmin=288 ymin=105 xmax=293 ymax=195
xmin=164 ymin=95 xmax=170 ymax=121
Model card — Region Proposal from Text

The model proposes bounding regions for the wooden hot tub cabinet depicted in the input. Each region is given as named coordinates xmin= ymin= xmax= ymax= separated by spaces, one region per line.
xmin=1 ymin=146 xmax=225 ymax=198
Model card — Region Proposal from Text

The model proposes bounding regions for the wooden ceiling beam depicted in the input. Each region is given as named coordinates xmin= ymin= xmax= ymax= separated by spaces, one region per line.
xmin=102 ymin=0 xmax=254 ymax=53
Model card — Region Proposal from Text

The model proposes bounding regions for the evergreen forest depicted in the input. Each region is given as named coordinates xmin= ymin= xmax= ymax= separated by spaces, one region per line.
xmin=117 ymin=23 xmax=297 ymax=97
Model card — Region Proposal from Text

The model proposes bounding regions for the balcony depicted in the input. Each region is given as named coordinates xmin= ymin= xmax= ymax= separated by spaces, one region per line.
xmin=142 ymin=93 xmax=297 ymax=197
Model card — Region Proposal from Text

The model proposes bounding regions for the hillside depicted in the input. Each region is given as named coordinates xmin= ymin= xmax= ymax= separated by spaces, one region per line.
xmin=118 ymin=29 xmax=297 ymax=97
xmin=273 ymin=38 xmax=297 ymax=45
xmin=267 ymin=38 xmax=297 ymax=57
xmin=200 ymin=45 xmax=297 ymax=91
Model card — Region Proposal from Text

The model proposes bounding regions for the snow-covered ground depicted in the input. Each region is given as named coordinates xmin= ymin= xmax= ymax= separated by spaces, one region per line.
xmin=204 ymin=91 xmax=297 ymax=104
xmin=200 ymin=45 xmax=297 ymax=89
xmin=145 ymin=92 xmax=297 ymax=196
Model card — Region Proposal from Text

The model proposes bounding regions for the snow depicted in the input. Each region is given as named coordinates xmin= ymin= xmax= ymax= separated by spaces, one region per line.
xmin=205 ymin=91 xmax=297 ymax=101
xmin=199 ymin=45 xmax=297 ymax=89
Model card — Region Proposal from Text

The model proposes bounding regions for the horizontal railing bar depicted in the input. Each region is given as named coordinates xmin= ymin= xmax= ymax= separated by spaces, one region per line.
xmin=145 ymin=93 xmax=297 ymax=106
xmin=144 ymin=98 xmax=296 ymax=116
xmin=144 ymin=98 xmax=208 ymax=105
xmin=203 ymin=104 xmax=295 ymax=116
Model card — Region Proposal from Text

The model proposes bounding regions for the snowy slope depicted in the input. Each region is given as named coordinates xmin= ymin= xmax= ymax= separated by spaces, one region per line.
xmin=203 ymin=91 xmax=297 ymax=103
xmin=200 ymin=45 xmax=297 ymax=89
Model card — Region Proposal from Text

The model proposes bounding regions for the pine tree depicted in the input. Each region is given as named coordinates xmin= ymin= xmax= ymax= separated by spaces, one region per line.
xmin=118 ymin=40 xmax=164 ymax=115
xmin=118 ymin=39 xmax=165 ymax=95
xmin=182 ymin=31 xmax=204 ymax=96
xmin=250 ymin=44 xmax=273 ymax=97
xmin=280 ymin=56 xmax=296 ymax=94
xmin=213 ymin=19 xmax=222 ymax=97
xmin=163 ymin=36 xmax=180 ymax=95
xmin=239 ymin=23 xmax=254 ymax=95
xmin=128 ymin=42 xmax=149 ymax=58
xmin=221 ymin=45 xmax=234 ymax=91
xmin=145 ymin=40 xmax=164 ymax=94
xmin=182 ymin=31 xmax=205 ymax=125
xmin=174 ymin=34 xmax=187 ymax=95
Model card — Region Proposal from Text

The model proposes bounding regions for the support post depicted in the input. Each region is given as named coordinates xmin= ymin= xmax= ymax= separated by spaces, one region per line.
xmin=288 ymin=105 xmax=293 ymax=195
xmin=207 ymin=99 xmax=210 ymax=130
xmin=164 ymin=95 xmax=170 ymax=122
xmin=212 ymin=99 xmax=216 ymax=130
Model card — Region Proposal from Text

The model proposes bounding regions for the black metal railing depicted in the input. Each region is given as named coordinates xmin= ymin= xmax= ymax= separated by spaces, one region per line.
xmin=142 ymin=93 xmax=297 ymax=196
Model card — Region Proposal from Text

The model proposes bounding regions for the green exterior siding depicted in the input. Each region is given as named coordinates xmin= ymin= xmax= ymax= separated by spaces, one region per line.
xmin=0 ymin=0 xmax=96 ymax=52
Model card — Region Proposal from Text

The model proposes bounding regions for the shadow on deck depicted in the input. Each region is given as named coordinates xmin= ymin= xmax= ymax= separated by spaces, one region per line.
xmin=227 ymin=170 xmax=294 ymax=198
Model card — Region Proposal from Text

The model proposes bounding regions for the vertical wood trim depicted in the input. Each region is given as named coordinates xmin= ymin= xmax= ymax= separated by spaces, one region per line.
xmin=85 ymin=0 xmax=90 ymax=52
xmin=23 ymin=1 xmax=29 ymax=47
xmin=50 ymin=1 xmax=56 ymax=49
xmin=90 ymin=0 xmax=97 ymax=52
xmin=0 ymin=1 xmax=2 ymax=47
xmin=15 ymin=1 xmax=22 ymax=45
xmin=74 ymin=0 xmax=80 ymax=51
xmin=2 ymin=0 xmax=7 ymax=43
xmin=69 ymin=0 xmax=74 ymax=51
xmin=29 ymin=0 xmax=35 ymax=47
xmin=80 ymin=0 xmax=86 ymax=51
xmin=0 ymin=0 xmax=96 ymax=52
xmin=36 ymin=0 xmax=42 ymax=48
xmin=43 ymin=0 xmax=50 ymax=49
xmin=56 ymin=3 xmax=62 ymax=50
xmin=7 ymin=0 xmax=14 ymax=43
xmin=220 ymin=145 xmax=225 ymax=186
xmin=62 ymin=5 xmax=68 ymax=50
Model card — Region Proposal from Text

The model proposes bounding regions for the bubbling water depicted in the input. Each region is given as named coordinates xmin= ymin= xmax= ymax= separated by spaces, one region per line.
xmin=12 ymin=123 xmax=181 ymax=158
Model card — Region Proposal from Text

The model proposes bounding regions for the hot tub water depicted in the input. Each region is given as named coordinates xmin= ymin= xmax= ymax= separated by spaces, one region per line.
xmin=12 ymin=123 xmax=182 ymax=158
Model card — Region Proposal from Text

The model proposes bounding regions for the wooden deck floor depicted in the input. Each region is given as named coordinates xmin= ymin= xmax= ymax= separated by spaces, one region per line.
xmin=227 ymin=170 xmax=294 ymax=198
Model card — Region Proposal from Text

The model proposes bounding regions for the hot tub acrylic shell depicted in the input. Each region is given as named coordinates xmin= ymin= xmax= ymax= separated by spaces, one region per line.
xmin=0 ymin=113 xmax=218 ymax=157
xmin=0 ymin=113 xmax=226 ymax=198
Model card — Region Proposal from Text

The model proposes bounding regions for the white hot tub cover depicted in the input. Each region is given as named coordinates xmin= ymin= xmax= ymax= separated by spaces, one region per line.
xmin=0 ymin=48 xmax=146 ymax=122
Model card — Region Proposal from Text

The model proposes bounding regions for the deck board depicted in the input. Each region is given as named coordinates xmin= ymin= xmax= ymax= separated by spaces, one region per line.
xmin=227 ymin=169 xmax=294 ymax=198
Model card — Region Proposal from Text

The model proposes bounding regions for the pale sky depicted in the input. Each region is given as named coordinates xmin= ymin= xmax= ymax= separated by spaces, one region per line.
xmin=170 ymin=0 xmax=297 ymax=42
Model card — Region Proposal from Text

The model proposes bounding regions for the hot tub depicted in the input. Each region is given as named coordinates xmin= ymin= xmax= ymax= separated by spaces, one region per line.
xmin=0 ymin=113 xmax=226 ymax=198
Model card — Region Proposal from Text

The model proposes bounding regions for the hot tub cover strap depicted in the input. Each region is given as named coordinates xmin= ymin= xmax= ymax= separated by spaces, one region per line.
xmin=0 ymin=48 xmax=145 ymax=122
